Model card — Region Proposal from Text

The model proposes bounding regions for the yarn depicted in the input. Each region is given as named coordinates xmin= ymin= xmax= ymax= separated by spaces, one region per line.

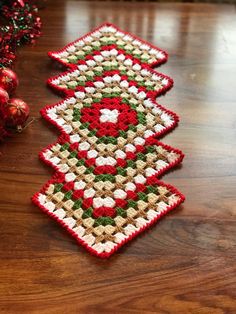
xmin=32 ymin=23 xmax=185 ymax=258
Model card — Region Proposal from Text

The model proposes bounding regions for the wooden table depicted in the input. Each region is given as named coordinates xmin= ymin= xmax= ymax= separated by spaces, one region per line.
xmin=0 ymin=1 xmax=236 ymax=313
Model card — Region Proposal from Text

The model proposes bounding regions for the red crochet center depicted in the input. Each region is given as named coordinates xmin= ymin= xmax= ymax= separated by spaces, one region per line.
xmin=80 ymin=97 xmax=138 ymax=137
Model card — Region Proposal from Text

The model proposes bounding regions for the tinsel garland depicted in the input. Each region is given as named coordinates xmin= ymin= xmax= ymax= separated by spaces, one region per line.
xmin=0 ymin=0 xmax=42 ymax=67
xmin=0 ymin=0 xmax=42 ymax=141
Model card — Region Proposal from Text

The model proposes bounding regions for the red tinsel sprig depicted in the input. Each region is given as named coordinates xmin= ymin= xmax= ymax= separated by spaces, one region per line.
xmin=0 ymin=0 xmax=42 ymax=141
xmin=0 ymin=0 xmax=42 ymax=67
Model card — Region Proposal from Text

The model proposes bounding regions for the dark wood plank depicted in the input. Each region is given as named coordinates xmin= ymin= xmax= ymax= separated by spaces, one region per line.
xmin=0 ymin=1 xmax=236 ymax=313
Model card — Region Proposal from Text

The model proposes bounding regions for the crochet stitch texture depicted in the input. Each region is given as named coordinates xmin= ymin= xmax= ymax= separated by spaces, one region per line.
xmin=32 ymin=23 xmax=185 ymax=258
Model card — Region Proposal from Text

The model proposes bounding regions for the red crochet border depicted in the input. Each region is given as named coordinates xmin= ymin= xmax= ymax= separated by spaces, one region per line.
xmin=48 ymin=22 xmax=168 ymax=70
xmin=32 ymin=22 xmax=184 ymax=258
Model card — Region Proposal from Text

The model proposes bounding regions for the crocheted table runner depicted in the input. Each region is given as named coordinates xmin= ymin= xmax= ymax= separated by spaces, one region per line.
xmin=32 ymin=23 xmax=185 ymax=258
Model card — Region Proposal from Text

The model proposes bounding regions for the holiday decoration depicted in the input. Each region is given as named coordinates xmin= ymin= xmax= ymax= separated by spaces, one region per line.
xmin=0 ymin=68 xmax=19 ymax=94
xmin=0 ymin=87 xmax=9 ymax=110
xmin=3 ymin=98 xmax=29 ymax=129
xmin=0 ymin=0 xmax=42 ymax=68
xmin=0 ymin=0 xmax=42 ymax=140
xmin=32 ymin=23 xmax=185 ymax=258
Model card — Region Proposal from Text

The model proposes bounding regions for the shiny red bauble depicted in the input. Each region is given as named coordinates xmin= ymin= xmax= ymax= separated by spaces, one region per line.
xmin=0 ymin=87 xmax=9 ymax=112
xmin=3 ymin=98 xmax=30 ymax=128
xmin=0 ymin=68 xmax=19 ymax=94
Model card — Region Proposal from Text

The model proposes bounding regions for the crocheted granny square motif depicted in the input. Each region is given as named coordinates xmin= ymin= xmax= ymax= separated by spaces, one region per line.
xmin=32 ymin=23 xmax=185 ymax=258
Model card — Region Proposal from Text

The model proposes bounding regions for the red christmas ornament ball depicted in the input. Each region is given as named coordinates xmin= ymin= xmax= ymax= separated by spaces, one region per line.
xmin=3 ymin=98 xmax=30 ymax=128
xmin=0 ymin=87 xmax=9 ymax=113
xmin=0 ymin=68 xmax=19 ymax=94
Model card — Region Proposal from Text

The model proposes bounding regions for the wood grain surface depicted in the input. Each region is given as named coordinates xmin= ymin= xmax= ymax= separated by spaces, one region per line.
xmin=0 ymin=1 xmax=236 ymax=313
